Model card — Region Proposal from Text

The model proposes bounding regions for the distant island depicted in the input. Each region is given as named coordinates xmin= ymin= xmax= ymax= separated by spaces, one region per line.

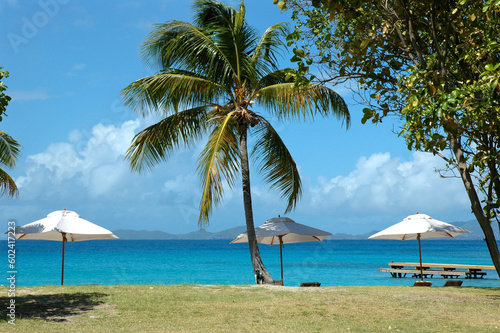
xmin=112 ymin=226 xmax=247 ymax=240
xmin=112 ymin=220 xmax=495 ymax=240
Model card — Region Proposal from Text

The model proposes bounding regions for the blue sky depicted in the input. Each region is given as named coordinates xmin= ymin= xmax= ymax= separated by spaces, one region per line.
xmin=0 ymin=0 xmax=473 ymax=235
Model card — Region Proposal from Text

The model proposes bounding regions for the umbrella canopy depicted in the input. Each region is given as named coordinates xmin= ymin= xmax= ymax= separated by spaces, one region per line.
xmin=15 ymin=209 xmax=118 ymax=242
xmin=231 ymin=216 xmax=332 ymax=284
xmin=369 ymin=213 xmax=470 ymax=281
xmin=13 ymin=209 xmax=118 ymax=285
xmin=369 ymin=213 xmax=470 ymax=241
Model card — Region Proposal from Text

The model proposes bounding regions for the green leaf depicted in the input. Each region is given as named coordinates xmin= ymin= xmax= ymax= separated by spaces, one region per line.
xmin=485 ymin=63 xmax=500 ymax=71
xmin=293 ymin=48 xmax=306 ymax=57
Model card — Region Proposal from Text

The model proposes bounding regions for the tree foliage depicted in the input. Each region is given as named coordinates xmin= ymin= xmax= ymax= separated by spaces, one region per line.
xmin=281 ymin=0 xmax=500 ymax=274
xmin=0 ymin=67 xmax=21 ymax=198
xmin=0 ymin=67 xmax=12 ymax=122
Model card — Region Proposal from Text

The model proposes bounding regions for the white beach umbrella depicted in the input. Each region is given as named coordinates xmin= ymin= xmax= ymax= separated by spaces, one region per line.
xmin=231 ymin=216 xmax=332 ymax=285
xmin=369 ymin=213 xmax=470 ymax=281
xmin=14 ymin=209 xmax=118 ymax=285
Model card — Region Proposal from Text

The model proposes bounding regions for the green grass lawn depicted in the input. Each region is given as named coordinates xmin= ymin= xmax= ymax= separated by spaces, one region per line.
xmin=1 ymin=284 xmax=500 ymax=332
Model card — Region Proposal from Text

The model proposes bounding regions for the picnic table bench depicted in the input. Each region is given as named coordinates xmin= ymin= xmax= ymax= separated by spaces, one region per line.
xmin=379 ymin=268 xmax=466 ymax=279
xmin=380 ymin=262 xmax=496 ymax=279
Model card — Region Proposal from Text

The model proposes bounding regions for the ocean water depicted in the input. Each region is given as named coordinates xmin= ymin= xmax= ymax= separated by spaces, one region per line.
xmin=3 ymin=239 xmax=499 ymax=288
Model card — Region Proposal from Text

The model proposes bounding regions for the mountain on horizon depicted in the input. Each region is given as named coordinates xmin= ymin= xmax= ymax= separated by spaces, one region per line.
xmin=113 ymin=226 xmax=247 ymax=240
xmin=451 ymin=220 xmax=500 ymax=240
xmin=112 ymin=219 xmax=499 ymax=241
xmin=113 ymin=226 xmax=384 ymax=240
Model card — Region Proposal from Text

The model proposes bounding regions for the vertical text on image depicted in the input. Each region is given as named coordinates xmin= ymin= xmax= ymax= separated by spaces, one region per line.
xmin=7 ymin=220 xmax=16 ymax=325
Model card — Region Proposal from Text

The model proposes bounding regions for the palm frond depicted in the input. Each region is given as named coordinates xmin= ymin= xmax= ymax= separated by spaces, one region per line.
xmin=141 ymin=20 xmax=236 ymax=87
xmin=251 ymin=22 xmax=289 ymax=80
xmin=197 ymin=111 xmax=240 ymax=224
xmin=193 ymin=0 xmax=258 ymax=84
xmin=251 ymin=117 xmax=301 ymax=213
xmin=125 ymin=106 xmax=210 ymax=172
xmin=193 ymin=0 xmax=237 ymax=30
xmin=0 ymin=131 xmax=20 ymax=198
xmin=121 ymin=71 xmax=227 ymax=116
xmin=258 ymin=81 xmax=351 ymax=127
xmin=0 ymin=168 xmax=18 ymax=198
xmin=0 ymin=131 xmax=21 ymax=168
xmin=256 ymin=68 xmax=291 ymax=90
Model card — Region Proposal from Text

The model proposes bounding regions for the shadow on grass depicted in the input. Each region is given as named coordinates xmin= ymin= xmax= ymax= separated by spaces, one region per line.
xmin=0 ymin=292 xmax=109 ymax=322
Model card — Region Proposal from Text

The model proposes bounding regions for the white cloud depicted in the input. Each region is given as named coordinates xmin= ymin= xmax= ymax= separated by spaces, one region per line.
xmin=289 ymin=151 xmax=472 ymax=233
xmin=66 ymin=63 xmax=86 ymax=76
xmin=8 ymin=118 xmax=206 ymax=231
xmin=18 ymin=120 xmax=140 ymax=197
xmin=163 ymin=174 xmax=199 ymax=202
xmin=133 ymin=19 xmax=155 ymax=31
xmin=0 ymin=0 xmax=19 ymax=11
xmin=73 ymin=63 xmax=86 ymax=70
xmin=10 ymin=88 xmax=52 ymax=101
xmin=5 ymin=118 xmax=475 ymax=235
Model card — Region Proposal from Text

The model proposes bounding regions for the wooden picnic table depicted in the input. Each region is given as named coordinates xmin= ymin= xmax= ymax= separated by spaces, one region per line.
xmin=382 ymin=262 xmax=496 ymax=279
xmin=379 ymin=268 xmax=466 ymax=279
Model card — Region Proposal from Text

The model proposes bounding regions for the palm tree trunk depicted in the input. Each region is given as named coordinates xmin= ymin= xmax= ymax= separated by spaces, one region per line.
xmin=238 ymin=124 xmax=274 ymax=284
xmin=450 ymin=136 xmax=500 ymax=277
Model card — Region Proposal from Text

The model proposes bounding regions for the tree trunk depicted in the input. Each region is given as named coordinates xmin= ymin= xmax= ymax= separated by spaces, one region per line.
xmin=449 ymin=136 xmax=500 ymax=277
xmin=238 ymin=124 xmax=275 ymax=284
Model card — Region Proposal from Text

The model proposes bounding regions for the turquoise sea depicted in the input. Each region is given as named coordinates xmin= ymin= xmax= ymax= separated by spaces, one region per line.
xmin=3 ymin=239 xmax=499 ymax=288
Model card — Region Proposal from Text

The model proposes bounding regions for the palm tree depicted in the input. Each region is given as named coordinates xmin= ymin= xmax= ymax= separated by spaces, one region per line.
xmin=122 ymin=0 xmax=350 ymax=283
xmin=0 ymin=68 xmax=21 ymax=198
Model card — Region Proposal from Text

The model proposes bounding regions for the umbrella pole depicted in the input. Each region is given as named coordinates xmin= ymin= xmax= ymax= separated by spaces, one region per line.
xmin=279 ymin=236 xmax=284 ymax=285
xmin=417 ymin=234 xmax=423 ymax=282
xmin=61 ymin=233 xmax=66 ymax=286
